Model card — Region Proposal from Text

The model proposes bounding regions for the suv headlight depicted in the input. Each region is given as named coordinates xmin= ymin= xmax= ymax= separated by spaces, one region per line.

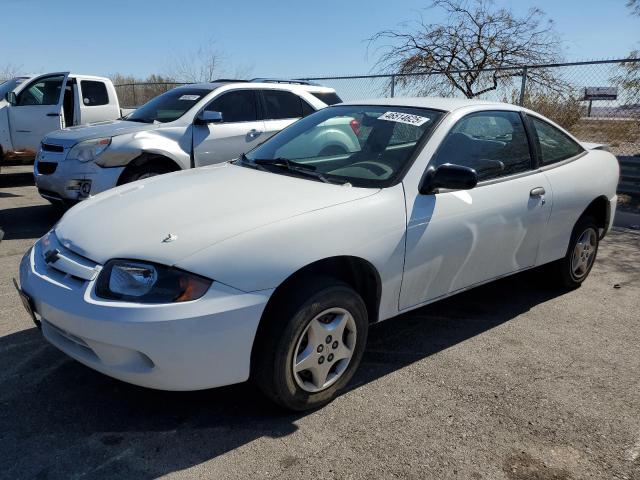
xmin=67 ymin=138 xmax=111 ymax=162
xmin=96 ymin=260 xmax=212 ymax=303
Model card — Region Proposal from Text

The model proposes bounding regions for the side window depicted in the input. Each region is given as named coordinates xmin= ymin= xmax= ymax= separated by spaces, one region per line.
xmin=80 ymin=81 xmax=109 ymax=106
xmin=263 ymin=90 xmax=303 ymax=120
xmin=530 ymin=116 xmax=584 ymax=165
xmin=206 ymin=90 xmax=258 ymax=123
xmin=301 ymin=100 xmax=315 ymax=117
xmin=16 ymin=75 xmax=65 ymax=106
xmin=431 ymin=111 xmax=532 ymax=181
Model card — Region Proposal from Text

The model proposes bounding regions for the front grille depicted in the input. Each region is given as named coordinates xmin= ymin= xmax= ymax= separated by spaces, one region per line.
xmin=41 ymin=143 xmax=64 ymax=153
xmin=37 ymin=161 xmax=57 ymax=175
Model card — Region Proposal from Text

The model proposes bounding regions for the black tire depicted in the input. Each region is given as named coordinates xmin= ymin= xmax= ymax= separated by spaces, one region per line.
xmin=118 ymin=163 xmax=175 ymax=185
xmin=253 ymin=277 xmax=368 ymax=411
xmin=551 ymin=215 xmax=599 ymax=289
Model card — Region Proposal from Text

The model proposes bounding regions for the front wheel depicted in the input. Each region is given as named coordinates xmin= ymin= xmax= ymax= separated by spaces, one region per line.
xmin=253 ymin=279 xmax=368 ymax=411
xmin=553 ymin=215 xmax=599 ymax=289
xmin=118 ymin=163 xmax=176 ymax=185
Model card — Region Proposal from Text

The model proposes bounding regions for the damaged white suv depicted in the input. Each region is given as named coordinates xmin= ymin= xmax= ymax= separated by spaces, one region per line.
xmin=34 ymin=79 xmax=344 ymax=204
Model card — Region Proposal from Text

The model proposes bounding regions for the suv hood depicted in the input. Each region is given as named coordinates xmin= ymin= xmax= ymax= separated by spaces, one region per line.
xmin=44 ymin=120 xmax=160 ymax=147
xmin=55 ymin=163 xmax=378 ymax=267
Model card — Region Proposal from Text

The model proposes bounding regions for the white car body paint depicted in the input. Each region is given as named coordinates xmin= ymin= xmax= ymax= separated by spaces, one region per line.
xmin=0 ymin=72 xmax=123 ymax=160
xmin=19 ymin=97 xmax=619 ymax=391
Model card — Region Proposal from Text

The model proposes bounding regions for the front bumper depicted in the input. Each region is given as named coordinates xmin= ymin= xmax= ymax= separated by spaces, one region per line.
xmin=34 ymin=150 xmax=124 ymax=203
xmin=18 ymin=241 xmax=272 ymax=391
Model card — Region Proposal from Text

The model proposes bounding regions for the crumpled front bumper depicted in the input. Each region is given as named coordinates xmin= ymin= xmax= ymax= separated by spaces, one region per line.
xmin=34 ymin=152 xmax=124 ymax=203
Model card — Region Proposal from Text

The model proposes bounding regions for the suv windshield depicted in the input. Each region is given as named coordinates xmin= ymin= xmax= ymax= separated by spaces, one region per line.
xmin=0 ymin=77 xmax=28 ymax=98
xmin=125 ymin=88 xmax=210 ymax=123
xmin=243 ymin=105 xmax=443 ymax=187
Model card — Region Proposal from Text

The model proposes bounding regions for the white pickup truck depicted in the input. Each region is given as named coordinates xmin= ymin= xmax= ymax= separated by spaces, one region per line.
xmin=1 ymin=72 xmax=131 ymax=163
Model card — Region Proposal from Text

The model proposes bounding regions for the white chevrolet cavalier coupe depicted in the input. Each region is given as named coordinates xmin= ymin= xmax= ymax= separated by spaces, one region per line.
xmin=17 ymin=98 xmax=619 ymax=410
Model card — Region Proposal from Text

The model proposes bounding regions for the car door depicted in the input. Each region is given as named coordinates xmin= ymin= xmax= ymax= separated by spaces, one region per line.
xmin=261 ymin=89 xmax=308 ymax=138
xmin=192 ymin=89 xmax=265 ymax=167
xmin=399 ymin=110 xmax=552 ymax=310
xmin=8 ymin=72 xmax=70 ymax=152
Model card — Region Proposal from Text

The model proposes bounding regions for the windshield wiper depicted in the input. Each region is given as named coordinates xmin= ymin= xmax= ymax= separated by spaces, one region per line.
xmin=253 ymin=158 xmax=342 ymax=184
xmin=237 ymin=153 xmax=269 ymax=171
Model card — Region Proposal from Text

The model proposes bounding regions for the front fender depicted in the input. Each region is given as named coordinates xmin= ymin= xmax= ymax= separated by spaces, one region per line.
xmin=176 ymin=185 xmax=408 ymax=321
xmin=96 ymin=128 xmax=191 ymax=170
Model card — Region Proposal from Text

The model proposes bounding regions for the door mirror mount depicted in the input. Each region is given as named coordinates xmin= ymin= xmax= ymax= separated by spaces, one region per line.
xmin=195 ymin=110 xmax=222 ymax=125
xmin=5 ymin=91 xmax=16 ymax=106
xmin=419 ymin=163 xmax=479 ymax=195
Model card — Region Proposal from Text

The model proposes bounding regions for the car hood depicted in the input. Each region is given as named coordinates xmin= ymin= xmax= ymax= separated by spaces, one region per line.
xmin=54 ymin=163 xmax=379 ymax=267
xmin=43 ymin=120 xmax=160 ymax=147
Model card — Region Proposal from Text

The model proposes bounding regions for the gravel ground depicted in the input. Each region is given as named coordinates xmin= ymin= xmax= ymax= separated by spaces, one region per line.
xmin=1 ymin=165 xmax=639 ymax=480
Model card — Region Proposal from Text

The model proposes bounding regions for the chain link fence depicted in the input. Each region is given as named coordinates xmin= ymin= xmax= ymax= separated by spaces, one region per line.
xmin=301 ymin=59 xmax=640 ymax=159
xmin=115 ymin=58 xmax=640 ymax=193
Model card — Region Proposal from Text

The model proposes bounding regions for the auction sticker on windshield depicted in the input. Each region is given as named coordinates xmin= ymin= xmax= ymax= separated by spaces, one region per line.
xmin=378 ymin=111 xmax=430 ymax=126
xmin=179 ymin=95 xmax=201 ymax=101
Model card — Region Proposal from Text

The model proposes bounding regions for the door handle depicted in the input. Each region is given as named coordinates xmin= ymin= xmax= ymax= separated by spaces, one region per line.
xmin=248 ymin=129 xmax=263 ymax=138
xmin=530 ymin=187 xmax=546 ymax=197
xmin=46 ymin=113 xmax=60 ymax=117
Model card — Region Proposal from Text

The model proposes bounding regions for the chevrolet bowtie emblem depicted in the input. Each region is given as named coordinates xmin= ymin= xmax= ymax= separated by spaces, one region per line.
xmin=44 ymin=249 xmax=60 ymax=264
xmin=162 ymin=233 xmax=178 ymax=243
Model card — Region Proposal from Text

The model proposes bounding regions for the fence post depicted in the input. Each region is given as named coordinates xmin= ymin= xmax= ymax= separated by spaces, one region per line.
xmin=518 ymin=67 xmax=528 ymax=106
xmin=390 ymin=75 xmax=396 ymax=98
xmin=132 ymin=85 xmax=136 ymax=107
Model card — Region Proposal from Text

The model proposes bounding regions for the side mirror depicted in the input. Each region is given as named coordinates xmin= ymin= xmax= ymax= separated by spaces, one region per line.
xmin=419 ymin=163 xmax=478 ymax=194
xmin=195 ymin=110 xmax=222 ymax=125
xmin=5 ymin=91 xmax=16 ymax=105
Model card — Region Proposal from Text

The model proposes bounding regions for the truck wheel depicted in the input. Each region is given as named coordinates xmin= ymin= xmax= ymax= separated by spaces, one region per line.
xmin=552 ymin=215 xmax=599 ymax=289
xmin=253 ymin=278 xmax=368 ymax=411
xmin=119 ymin=163 xmax=176 ymax=185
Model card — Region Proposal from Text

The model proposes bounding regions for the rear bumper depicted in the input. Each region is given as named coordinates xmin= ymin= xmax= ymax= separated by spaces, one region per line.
xmin=19 ymin=242 xmax=272 ymax=391
xmin=603 ymin=194 xmax=617 ymax=238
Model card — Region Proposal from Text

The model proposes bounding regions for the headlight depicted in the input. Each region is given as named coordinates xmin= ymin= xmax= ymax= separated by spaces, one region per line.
xmin=67 ymin=138 xmax=111 ymax=162
xmin=96 ymin=260 xmax=212 ymax=303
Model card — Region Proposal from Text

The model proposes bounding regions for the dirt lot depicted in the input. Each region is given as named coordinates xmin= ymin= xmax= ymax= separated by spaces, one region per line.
xmin=1 ymin=166 xmax=639 ymax=480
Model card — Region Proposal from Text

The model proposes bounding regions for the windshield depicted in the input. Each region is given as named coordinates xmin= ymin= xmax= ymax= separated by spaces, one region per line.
xmin=125 ymin=87 xmax=210 ymax=123
xmin=0 ymin=78 xmax=27 ymax=98
xmin=243 ymin=105 xmax=443 ymax=187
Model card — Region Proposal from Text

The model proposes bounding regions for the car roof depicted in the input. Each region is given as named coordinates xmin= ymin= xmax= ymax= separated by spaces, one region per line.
xmin=185 ymin=81 xmax=336 ymax=93
xmin=339 ymin=97 xmax=515 ymax=112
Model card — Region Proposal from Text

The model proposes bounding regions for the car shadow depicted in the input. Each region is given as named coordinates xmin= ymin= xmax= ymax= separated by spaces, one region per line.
xmin=0 ymin=204 xmax=63 ymax=241
xmin=0 ymin=268 xmax=564 ymax=479
xmin=0 ymin=171 xmax=34 ymax=188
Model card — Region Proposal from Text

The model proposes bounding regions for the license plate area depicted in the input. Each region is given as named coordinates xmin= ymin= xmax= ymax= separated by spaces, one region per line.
xmin=13 ymin=278 xmax=41 ymax=329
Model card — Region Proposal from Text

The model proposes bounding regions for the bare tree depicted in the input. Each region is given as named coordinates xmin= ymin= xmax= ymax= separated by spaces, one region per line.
xmin=168 ymin=40 xmax=226 ymax=83
xmin=628 ymin=0 xmax=640 ymax=16
xmin=369 ymin=0 xmax=563 ymax=98
xmin=166 ymin=39 xmax=253 ymax=83
xmin=0 ymin=63 xmax=22 ymax=82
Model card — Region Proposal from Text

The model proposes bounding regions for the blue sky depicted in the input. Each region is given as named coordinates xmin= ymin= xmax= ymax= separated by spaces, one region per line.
xmin=2 ymin=0 xmax=638 ymax=79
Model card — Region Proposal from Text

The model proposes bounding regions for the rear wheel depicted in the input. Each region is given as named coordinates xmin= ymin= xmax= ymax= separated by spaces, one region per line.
xmin=552 ymin=215 xmax=599 ymax=289
xmin=253 ymin=278 xmax=368 ymax=411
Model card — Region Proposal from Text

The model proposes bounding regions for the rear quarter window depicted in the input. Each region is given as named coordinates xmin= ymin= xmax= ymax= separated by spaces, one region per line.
xmin=311 ymin=92 xmax=342 ymax=105
xmin=529 ymin=116 xmax=584 ymax=165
